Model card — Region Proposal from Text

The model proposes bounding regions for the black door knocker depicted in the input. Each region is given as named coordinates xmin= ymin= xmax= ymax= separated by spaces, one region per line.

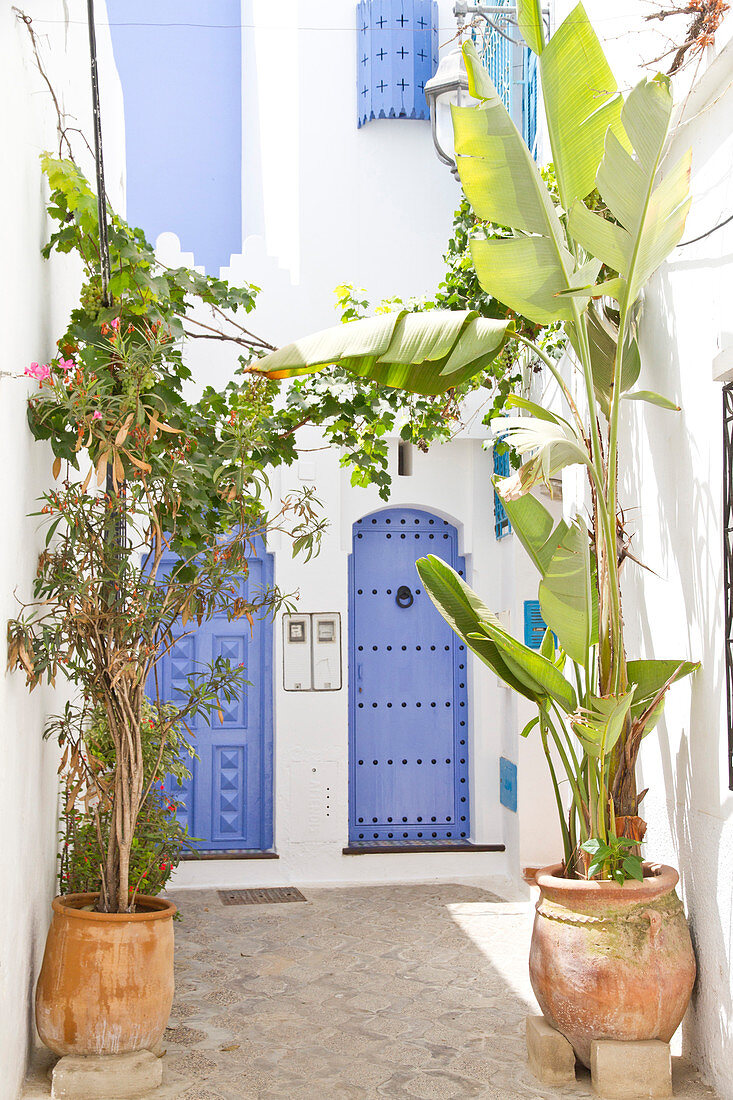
xmin=395 ymin=585 xmax=414 ymax=609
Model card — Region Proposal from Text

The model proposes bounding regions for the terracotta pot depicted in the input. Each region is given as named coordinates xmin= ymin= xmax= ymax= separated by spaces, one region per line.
xmin=35 ymin=893 xmax=176 ymax=1056
xmin=529 ymin=863 xmax=696 ymax=1067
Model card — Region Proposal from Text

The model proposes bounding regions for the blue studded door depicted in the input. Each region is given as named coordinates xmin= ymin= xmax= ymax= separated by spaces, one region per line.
xmin=348 ymin=508 xmax=470 ymax=844
xmin=152 ymin=550 xmax=274 ymax=851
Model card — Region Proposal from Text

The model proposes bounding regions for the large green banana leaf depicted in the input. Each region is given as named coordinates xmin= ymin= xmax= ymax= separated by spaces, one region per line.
xmin=626 ymin=658 xmax=699 ymax=732
xmin=461 ymin=4 xmax=623 ymax=321
xmin=571 ymin=689 xmax=636 ymax=758
xmin=455 ymin=42 xmax=583 ymax=327
xmin=415 ymin=554 xmax=537 ymax=701
xmin=495 ymin=484 xmax=598 ymax=665
xmin=584 ymin=305 xmax=641 ymax=417
xmin=252 ymin=310 xmax=510 ymax=396
xmin=417 ymin=554 xmax=577 ymax=713
xmin=539 ymin=519 xmax=598 ymax=665
xmin=538 ymin=3 xmax=625 ymax=212
xmin=493 ymin=412 xmax=591 ymax=499
xmin=472 ymin=617 xmax=577 ymax=713
xmin=496 ymin=488 xmax=567 ymax=576
xmin=516 ymin=0 xmax=544 ymax=55
xmin=568 ymin=74 xmax=692 ymax=310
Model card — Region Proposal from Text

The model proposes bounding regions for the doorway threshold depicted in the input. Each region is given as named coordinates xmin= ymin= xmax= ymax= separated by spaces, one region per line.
xmin=342 ymin=841 xmax=505 ymax=855
xmin=182 ymin=850 xmax=279 ymax=861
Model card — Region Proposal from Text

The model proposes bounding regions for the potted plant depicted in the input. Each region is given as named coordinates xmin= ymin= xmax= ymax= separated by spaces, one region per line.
xmin=252 ymin=1 xmax=699 ymax=1065
xmin=9 ymin=157 xmax=325 ymax=1057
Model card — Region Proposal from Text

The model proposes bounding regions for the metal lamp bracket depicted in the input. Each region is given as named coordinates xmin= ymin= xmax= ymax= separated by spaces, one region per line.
xmin=454 ymin=2 xmax=551 ymax=46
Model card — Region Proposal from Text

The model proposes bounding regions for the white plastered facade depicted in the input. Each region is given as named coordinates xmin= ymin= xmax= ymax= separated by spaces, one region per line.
xmin=8 ymin=2 xmax=733 ymax=1097
xmin=1 ymin=3 xmax=125 ymax=1096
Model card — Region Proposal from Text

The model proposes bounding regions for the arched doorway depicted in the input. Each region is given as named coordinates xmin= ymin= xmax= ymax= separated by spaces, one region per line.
xmin=348 ymin=508 xmax=470 ymax=845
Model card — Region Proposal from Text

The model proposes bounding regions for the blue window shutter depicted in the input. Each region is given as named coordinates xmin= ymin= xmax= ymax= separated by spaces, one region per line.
xmin=523 ymin=600 xmax=548 ymax=649
xmin=493 ymin=447 xmax=512 ymax=540
xmin=523 ymin=48 xmax=539 ymax=158
xmin=357 ymin=1 xmax=439 ymax=127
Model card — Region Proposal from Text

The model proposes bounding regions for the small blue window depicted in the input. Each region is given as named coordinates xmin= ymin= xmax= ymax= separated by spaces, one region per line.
xmin=493 ymin=447 xmax=512 ymax=540
xmin=524 ymin=600 xmax=548 ymax=649
xmin=357 ymin=1 xmax=439 ymax=127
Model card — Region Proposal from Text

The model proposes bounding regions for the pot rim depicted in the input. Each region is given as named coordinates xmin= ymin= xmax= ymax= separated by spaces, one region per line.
xmin=52 ymin=893 xmax=177 ymax=922
xmin=534 ymin=861 xmax=679 ymax=895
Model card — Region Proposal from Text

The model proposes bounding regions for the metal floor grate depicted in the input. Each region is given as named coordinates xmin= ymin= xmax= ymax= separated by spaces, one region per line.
xmin=218 ymin=887 xmax=306 ymax=906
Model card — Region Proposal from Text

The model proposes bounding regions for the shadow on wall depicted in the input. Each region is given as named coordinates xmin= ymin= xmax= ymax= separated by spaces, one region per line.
xmin=622 ymin=215 xmax=733 ymax=1089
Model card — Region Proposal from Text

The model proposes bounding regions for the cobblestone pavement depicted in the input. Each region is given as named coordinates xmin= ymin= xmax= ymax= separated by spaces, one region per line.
xmin=23 ymin=882 xmax=719 ymax=1099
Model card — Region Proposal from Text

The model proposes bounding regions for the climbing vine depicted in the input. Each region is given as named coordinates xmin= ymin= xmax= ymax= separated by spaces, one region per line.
xmin=645 ymin=0 xmax=730 ymax=72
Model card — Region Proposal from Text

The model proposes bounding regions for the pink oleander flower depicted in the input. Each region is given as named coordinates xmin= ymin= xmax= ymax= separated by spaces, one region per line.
xmin=25 ymin=362 xmax=51 ymax=382
xmin=92 ymin=411 xmax=102 ymax=421
xmin=110 ymin=317 xmax=121 ymax=332
xmin=58 ymin=358 xmax=75 ymax=373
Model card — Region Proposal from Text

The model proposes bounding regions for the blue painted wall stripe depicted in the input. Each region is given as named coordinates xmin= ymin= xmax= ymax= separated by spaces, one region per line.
xmin=107 ymin=0 xmax=242 ymax=272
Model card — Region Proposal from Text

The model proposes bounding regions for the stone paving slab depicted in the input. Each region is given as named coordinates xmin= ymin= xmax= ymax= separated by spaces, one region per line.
xmin=23 ymin=882 xmax=719 ymax=1099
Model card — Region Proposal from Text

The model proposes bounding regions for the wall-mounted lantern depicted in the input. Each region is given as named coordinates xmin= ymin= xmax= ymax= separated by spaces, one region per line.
xmin=424 ymin=44 xmax=475 ymax=178
xmin=357 ymin=1 xmax=439 ymax=128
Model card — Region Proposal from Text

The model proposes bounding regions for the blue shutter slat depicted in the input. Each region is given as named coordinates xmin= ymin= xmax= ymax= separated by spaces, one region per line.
xmin=523 ymin=599 xmax=548 ymax=649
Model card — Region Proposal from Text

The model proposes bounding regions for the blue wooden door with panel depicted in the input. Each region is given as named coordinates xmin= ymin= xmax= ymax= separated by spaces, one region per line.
xmin=153 ymin=551 xmax=273 ymax=851
xmin=349 ymin=508 xmax=470 ymax=843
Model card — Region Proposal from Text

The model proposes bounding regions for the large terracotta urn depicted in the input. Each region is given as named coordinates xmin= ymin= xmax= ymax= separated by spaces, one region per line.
xmin=529 ymin=863 xmax=696 ymax=1067
xmin=35 ymin=893 xmax=176 ymax=1056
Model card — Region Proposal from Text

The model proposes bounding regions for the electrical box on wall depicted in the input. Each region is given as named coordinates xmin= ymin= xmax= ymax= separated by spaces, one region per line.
xmin=283 ymin=614 xmax=312 ymax=690
xmin=283 ymin=613 xmax=342 ymax=691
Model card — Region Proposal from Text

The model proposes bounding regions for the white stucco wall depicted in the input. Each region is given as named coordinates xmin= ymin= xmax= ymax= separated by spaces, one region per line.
xmin=2 ymin=4 xmax=124 ymax=1095
xmin=619 ymin=40 xmax=733 ymax=1100
xmin=170 ymin=426 xmax=517 ymax=892
xmin=154 ymin=0 xmax=525 ymax=896
xmin=10 ymin=0 xmax=733 ymax=1092
xmin=231 ymin=0 xmax=463 ymax=340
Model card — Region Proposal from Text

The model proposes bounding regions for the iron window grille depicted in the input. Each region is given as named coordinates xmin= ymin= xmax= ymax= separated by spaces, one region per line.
xmin=724 ymin=383 xmax=733 ymax=788
xmin=493 ymin=446 xmax=512 ymax=540
xmin=470 ymin=0 xmax=539 ymax=158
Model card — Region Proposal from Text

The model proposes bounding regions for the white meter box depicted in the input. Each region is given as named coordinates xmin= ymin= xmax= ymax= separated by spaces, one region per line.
xmin=283 ymin=613 xmax=342 ymax=691
xmin=283 ymin=614 xmax=312 ymax=691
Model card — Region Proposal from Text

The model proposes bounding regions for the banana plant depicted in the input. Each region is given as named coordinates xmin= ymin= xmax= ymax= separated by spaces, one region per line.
xmin=253 ymin=2 xmax=699 ymax=877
